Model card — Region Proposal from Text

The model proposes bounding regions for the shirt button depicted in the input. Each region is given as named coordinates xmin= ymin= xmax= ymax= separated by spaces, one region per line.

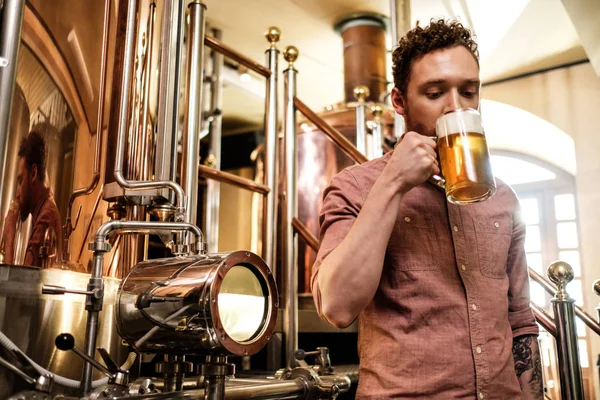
xmin=461 ymin=264 xmax=466 ymax=271
xmin=476 ymin=346 xmax=482 ymax=354
xmin=404 ymin=217 xmax=411 ymax=223
xmin=494 ymin=222 xmax=500 ymax=228
xmin=453 ymin=225 xmax=459 ymax=232
xmin=472 ymin=304 xmax=477 ymax=311
xmin=479 ymin=393 xmax=484 ymax=399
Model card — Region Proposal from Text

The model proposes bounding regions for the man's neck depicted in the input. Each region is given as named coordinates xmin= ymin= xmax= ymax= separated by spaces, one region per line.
xmin=30 ymin=182 xmax=49 ymax=215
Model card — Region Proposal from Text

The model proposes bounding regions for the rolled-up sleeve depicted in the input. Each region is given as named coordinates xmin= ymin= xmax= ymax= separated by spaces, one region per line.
xmin=311 ymin=169 xmax=363 ymax=318
xmin=507 ymin=204 xmax=540 ymax=338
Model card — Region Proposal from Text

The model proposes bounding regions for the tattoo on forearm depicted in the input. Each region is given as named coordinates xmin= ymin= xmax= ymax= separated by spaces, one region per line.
xmin=513 ymin=335 xmax=543 ymax=397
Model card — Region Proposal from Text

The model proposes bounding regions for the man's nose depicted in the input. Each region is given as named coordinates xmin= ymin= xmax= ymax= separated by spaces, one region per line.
xmin=442 ymin=89 xmax=463 ymax=114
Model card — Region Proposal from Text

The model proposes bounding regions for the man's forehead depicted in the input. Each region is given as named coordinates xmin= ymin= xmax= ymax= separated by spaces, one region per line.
xmin=410 ymin=46 xmax=479 ymax=86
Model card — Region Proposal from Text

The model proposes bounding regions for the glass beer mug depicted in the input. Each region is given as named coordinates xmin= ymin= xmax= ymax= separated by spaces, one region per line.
xmin=435 ymin=108 xmax=496 ymax=204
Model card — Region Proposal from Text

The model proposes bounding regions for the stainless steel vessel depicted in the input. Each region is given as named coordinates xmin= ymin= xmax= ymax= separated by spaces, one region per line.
xmin=0 ymin=265 xmax=125 ymax=398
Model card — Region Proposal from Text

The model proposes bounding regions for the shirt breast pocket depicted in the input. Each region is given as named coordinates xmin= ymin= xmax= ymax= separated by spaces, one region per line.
xmin=387 ymin=213 xmax=441 ymax=271
xmin=474 ymin=216 xmax=513 ymax=279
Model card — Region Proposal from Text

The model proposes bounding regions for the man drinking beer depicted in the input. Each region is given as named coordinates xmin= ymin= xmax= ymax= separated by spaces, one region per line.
xmin=312 ymin=19 xmax=542 ymax=399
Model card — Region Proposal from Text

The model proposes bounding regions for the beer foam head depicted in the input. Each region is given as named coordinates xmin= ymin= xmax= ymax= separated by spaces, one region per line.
xmin=436 ymin=109 xmax=484 ymax=138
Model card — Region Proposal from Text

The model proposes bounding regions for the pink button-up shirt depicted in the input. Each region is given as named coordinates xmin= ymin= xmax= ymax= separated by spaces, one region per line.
xmin=312 ymin=153 xmax=538 ymax=399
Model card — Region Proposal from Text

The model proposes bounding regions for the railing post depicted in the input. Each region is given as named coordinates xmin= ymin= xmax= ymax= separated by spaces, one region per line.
xmin=205 ymin=28 xmax=224 ymax=253
xmin=547 ymin=261 xmax=584 ymax=400
xmin=371 ymin=105 xmax=384 ymax=159
xmin=353 ymin=85 xmax=369 ymax=156
xmin=282 ymin=46 xmax=299 ymax=370
xmin=594 ymin=279 xmax=600 ymax=323
xmin=262 ymin=27 xmax=280 ymax=273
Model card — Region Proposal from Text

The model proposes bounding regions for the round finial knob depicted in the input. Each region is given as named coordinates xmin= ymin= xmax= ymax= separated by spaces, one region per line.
xmin=593 ymin=279 xmax=600 ymax=297
xmin=284 ymin=46 xmax=299 ymax=64
xmin=55 ymin=333 xmax=75 ymax=351
xmin=353 ymin=85 xmax=370 ymax=102
xmin=547 ymin=260 xmax=575 ymax=287
xmin=265 ymin=27 xmax=281 ymax=46
xmin=371 ymin=104 xmax=383 ymax=118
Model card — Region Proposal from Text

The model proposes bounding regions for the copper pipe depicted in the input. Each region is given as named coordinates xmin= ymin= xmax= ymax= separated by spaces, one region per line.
xmin=292 ymin=217 xmax=319 ymax=252
xmin=531 ymin=302 xmax=557 ymax=337
xmin=198 ymin=164 xmax=270 ymax=195
xmin=529 ymin=267 xmax=600 ymax=336
xmin=204 ymin=35 xmax=271 ymax=78
xmin=75 ymin=185 xmax=105 ymax=263
xmin=294 ymin=97 xmax=368 ymax=164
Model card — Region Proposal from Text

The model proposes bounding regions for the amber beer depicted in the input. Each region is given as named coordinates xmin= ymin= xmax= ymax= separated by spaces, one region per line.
xmin=436 ymin=109 xmax=496 ymax=204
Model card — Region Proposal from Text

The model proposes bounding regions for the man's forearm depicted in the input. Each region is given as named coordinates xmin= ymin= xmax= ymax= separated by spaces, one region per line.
xmin=513 ymin=334 xmax=543 ymax=399
xmin=317 ymin=177 xmax=404 ymax=327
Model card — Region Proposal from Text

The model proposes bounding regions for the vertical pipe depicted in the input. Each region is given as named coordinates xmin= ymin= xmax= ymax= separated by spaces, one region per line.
xmin=371 ymin=105 xmax=384 ymax=158
xmin=206 ymin=28 xmax=224 ymax=253
xmin=389 ymin=0 xmax=411 ymax=139
xmin=181 ymin=1 xmax=206 ymax=226
xmin=81 ymin=251 xmax=106 ymax=394
xmin=0 ymin=0 xmax=26 ymax=235
xmin=155 ymin=0 xmax=184 ymax=183
xmin=204 ymin=376 xmax=226 ymax=400
xmin=262 ymin=28 xmax=280 ymax=272
xmin=353 ymin=86 xmax=369 ymax=156
xmin=283 ymin=46 xmax=299 ymax=370
xmin=547 ymin=261 xmax=584 ymax=400
xmin=140 ymin=2 xmax=156 ymax=181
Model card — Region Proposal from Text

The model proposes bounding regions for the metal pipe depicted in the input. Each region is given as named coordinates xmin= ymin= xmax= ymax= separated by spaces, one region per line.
xmin=199 ymin=164 xmax=270 ymax=195
xmin=529 ymin=267 xmax=600 ymax=336
xmin=63 ymin=0 xmax=111 ymax=261
xmin=204 ymin=35 xmax=271 ymax=78
xmin=125 ymin=380 xmax=306 ymax=400
xmin=294 ymin=97 xmax=368 ymax=164
xmin=76 ymin=185 xmax=104 ymax=263
xmin=292 ymin=217 xmax=319 ymax=252
xmin=114 ymin=0 xmax=187 ymax=220
xmin=140 ymin=2 xmax=156 ymax=181
xmin=0 ymin=0 xmax=26 ymax=231
xmin=547 ymin=261 xmax=584 ymax=400
xmin=353 ymin=86 xmax=369 ymax=155
xmin=283 ymin=46 xmax=299 ymax=370
xmin=371 ymin=105 xmax=384 ymax=158
xmin=594 ymin=279 xmax=600 ymax=323
xmin=155 ymin=0 xmax=184 ymax=183
xmin=93 ymin=220 xmax=204 ymax=249
xmin=531 ymin=302 xmax=557 ymax=337
xmin=206 ymin=28 xmax=224 ymax=253
xmin=0 ymin=355 xmax=35 ymax=385
xmin=205 ymin=376 xmax=226 ymax=400
xmin=262 ymin=28 xmax=280 ymax=272
xmin=181 ymin=1 xmax=206 ymax=226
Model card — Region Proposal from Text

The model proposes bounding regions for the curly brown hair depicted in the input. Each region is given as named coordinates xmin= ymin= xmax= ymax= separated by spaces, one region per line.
xmin=392 ymin=19 xmax=479 ymax=96
xmin=18 ymin=130 xmax=47 ymax=182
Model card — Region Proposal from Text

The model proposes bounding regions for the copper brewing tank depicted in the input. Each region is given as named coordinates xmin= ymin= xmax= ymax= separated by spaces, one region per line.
xmin=296 ymin=13 xmax=395 ymax=293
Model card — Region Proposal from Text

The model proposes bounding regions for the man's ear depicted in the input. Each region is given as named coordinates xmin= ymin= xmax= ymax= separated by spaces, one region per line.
xmin=30 ymin=164 xmax=38 ymax=183
xmin=391 ymin=87 xmax=406 ymax=116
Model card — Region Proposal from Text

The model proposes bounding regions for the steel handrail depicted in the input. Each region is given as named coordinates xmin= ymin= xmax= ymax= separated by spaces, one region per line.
xmin=198 ymin=164 xmax=270 ymax=195
xmin=531 ymin=302 xmax=557 ymax=337
xmin=204 ymin=35 xmax=271 ymax=78
xmin=529 ymin=267 xmax=600 ymax=336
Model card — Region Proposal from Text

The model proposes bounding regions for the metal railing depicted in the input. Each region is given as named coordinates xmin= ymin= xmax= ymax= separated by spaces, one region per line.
xmin=199 ymin=28 xmax=279 ymax=275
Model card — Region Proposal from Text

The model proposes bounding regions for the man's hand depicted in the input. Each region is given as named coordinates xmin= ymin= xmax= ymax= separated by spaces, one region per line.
xmin=2 ymin=202 xmax=19 ymax=264
xmin=383 ymin=131 xmax=440 ymax=195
